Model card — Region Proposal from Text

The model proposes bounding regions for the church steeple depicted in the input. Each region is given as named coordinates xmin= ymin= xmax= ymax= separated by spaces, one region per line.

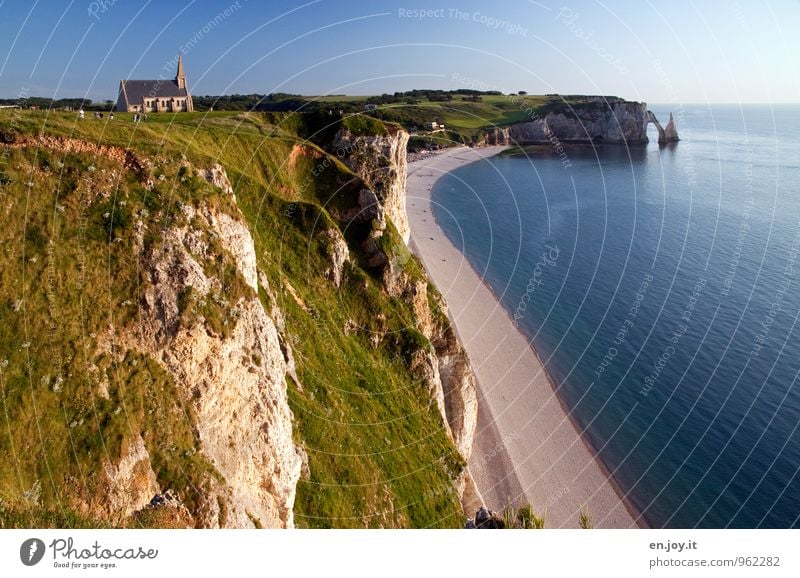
xmin=176 ymin=54 xmax=186 ymax=90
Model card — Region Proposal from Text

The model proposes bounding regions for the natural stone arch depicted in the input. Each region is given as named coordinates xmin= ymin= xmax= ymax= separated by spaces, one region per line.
xmin=647 ymin=111 xmax=680 ymax=144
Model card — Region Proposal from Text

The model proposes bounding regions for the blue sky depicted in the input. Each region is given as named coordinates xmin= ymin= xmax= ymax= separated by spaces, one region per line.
xmin=0 ymin=0 xmax=798 ymax=103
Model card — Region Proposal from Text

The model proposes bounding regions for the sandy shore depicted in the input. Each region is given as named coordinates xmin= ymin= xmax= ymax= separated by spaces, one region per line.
xmin=406 ymin=146 xmax=639 ymax=528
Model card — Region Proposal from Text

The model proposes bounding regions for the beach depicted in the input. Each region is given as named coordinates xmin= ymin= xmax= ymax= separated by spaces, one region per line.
xmin=406 ymin=146 xmax=639 ymax=528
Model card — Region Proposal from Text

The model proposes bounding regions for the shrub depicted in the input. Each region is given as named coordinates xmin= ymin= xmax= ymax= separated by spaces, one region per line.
xmin=579 ymin=507 xmax=593 ymax=529
xmin=503 ymin=502 xmax=546 ymax=529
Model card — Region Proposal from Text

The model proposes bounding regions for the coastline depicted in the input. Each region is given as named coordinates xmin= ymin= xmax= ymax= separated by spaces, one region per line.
xmin=406 ymin=145 xmax=641 ymax=528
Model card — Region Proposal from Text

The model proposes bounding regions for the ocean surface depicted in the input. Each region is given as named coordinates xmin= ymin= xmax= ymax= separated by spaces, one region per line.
xmin=431 ymin=104 xmax=800 ymax=528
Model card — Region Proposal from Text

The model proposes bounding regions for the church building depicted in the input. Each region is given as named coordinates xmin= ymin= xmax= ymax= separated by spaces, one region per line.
xmin=116 ymin=55 xmax=194 ymax=113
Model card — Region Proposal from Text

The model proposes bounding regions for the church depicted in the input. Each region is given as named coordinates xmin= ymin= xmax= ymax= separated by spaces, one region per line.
xmin=116 ymin=55 xmax=194 ymax=113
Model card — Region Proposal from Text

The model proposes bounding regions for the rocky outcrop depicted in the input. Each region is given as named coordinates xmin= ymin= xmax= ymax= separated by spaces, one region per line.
xmin=437 ymin=348 xmax=478 ymax=461
xmin=210 ymin=210 xmax=259 ymax=290
xmin=102 ymin=436 xmax=160 ymax=518
xmin=485 ymin=127 xmax=511 ymax=146
xmin=331 ymin=126 xmax=479 ymax=497
xmin=321 ymin=228 xmax=350 ymax=287
xmin=410 ymin=285 xmax=477 ymax=463
xmin=662 ymin=112 xmax=680 ymax=143
xmin=196 ymin=163 xmax=235 ymax=197
xmin=332 ymin=128 xmax=410 ymax=242
xmin=119 ymin=167 xmax=302 ymax=528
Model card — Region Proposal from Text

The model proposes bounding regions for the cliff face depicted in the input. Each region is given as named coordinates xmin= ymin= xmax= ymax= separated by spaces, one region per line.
xmin=0 ymin=133 xmax=302 ymax=527
xmin=331 ymin=128 xmax=478 ymax=479
xmin=508 ymin=100 xmax=649 ymax=145
xmin=133 ymin=197 xmax=301 ymax=528
xmin=112 ymin=165 xmax=303 ymax=528
xmin=407 ymin=279 xmax=479 ymax=471
xmin=484 ymin=100 xmax=677 ymax=146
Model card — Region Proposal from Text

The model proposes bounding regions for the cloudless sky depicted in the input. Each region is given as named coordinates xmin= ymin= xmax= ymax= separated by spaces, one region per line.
xmin=0 ymin=0 xmax=798 ymax=103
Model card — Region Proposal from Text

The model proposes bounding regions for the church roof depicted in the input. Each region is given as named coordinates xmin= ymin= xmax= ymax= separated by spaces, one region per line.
xmin=120 ymin=79 xmax=188 ymax=104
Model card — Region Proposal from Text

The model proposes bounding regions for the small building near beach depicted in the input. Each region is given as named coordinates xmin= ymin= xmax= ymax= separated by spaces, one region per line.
xmin=116 ymin=55 xmax=194 ymax=113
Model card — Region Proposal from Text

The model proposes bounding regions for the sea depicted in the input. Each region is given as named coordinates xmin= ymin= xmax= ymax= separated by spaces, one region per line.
xmin=431 ymin=104 xmax=800 ymax=528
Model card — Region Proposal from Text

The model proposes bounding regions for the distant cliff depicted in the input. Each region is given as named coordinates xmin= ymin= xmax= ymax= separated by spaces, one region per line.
xmin=484 ymin=98 xmax=677 ymax=146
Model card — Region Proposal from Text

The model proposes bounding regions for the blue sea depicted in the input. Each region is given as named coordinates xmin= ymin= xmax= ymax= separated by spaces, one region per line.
xmin=432 ymin=104 xmax=800 ymax=528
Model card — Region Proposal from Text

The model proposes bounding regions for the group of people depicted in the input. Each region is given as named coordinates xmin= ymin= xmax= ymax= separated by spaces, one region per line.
xmin=75 ymin=108 xmax=126 ymax=121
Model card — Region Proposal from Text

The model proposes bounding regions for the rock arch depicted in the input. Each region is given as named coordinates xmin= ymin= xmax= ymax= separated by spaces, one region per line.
xmin=647 ymin=111 xmax=680 ymax=144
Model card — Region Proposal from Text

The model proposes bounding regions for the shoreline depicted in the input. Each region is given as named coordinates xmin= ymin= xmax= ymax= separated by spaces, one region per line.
xmin=406 ymin=145 xmax=642 ymax=528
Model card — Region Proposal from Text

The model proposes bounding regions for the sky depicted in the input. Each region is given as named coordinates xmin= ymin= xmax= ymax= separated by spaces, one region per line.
xmin=0 ymin=0 xmax=798 ymax=104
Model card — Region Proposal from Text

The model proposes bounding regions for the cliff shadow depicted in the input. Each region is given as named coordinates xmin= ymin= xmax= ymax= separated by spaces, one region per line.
xmin=509 ymin=142 xmax=649 ymax=166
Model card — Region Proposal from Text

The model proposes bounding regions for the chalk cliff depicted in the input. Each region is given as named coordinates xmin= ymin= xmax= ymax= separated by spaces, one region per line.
xmin=484 ymin=99 xmax=677 ymax=146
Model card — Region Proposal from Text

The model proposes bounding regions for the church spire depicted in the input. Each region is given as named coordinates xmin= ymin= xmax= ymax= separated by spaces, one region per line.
xmin=176 ymin=54 xmax=186 ymax=89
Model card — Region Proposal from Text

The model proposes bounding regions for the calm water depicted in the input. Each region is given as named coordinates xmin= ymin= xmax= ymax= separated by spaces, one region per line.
xmin=432 ymin=104 xmax=800 ymax=528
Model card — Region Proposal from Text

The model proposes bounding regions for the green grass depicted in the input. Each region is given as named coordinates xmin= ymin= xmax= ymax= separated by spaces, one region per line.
xmin=0 ymin=109 xmax=465 ymax=528
xmin=340 ymin=113 xmax=389 ymax=137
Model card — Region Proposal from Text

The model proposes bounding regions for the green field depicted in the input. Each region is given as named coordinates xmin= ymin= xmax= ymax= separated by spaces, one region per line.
xmin=305 ymin=93 xmax=549 ymax=144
